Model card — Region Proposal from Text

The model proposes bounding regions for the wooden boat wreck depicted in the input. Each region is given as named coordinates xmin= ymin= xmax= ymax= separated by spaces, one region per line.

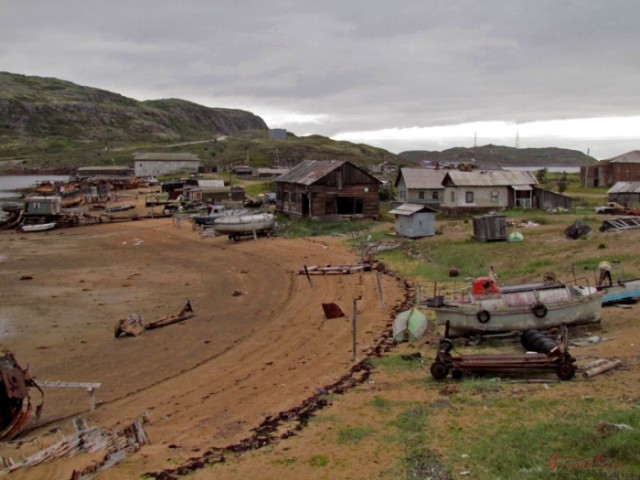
xmin=426 ymin=275 xmax=602 ymax=337
xmin=114 ymin=300 xmax=194 ymax=338
xmin=0 ymin=351 xmax=44 ymax=440
xmin=211 ymin=212 xmax=276 ymax=241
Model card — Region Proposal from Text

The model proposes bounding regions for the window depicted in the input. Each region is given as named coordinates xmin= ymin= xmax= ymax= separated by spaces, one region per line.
xmin=418 ymin=191 xmax=425 ymax=200
xmin=490 ymin=190 xmax=499 ymax=203
xmin=450 ymin=191 xmax=455 ymax=202
xmin=465 ymin=191 xmax=474 ymax=203
xmin=432 ymin=191 xmax=439 ymax=200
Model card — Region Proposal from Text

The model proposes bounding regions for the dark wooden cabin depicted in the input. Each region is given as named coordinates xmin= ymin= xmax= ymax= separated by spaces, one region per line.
xmin=275 ymin=160 xmax=381 ymax=219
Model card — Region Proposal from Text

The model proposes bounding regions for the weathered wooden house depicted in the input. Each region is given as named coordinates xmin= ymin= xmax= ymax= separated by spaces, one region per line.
xmin=394 ymin=168 xmax=446 ymax=207
xmin=275 ymin=160 xmax=381 ymax=218
xmin=388 ymin=203 xmax=438 ymax=238
xmin=533 ymin=187 xmax=572 ymax=211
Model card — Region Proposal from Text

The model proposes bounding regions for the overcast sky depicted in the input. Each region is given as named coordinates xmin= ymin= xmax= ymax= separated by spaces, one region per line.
xmin=2 ymin=0 xmax=639 ymax=159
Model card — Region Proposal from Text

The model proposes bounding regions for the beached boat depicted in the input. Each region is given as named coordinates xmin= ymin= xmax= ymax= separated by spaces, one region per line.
xmin=191 ymin=205 xmax=247 ymax=227
xmin=598 ymin=278 xmax=640 ymax=305
xmin=21 ymin=221 xmax=56 ymax=232
xmin=105 ymin=204 xmax=134 ymax=213
xmin=211 ymin=212 xmax=276 ymax=240
xmin=426 ymin=276 xmax=602 ymax=337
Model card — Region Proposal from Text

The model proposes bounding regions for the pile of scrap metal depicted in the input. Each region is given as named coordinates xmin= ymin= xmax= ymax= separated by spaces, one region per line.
xmin=0 ymin=351 xmax=43 ymax=441
xmin=430 ymin=323 xmax=577 ymax=381
xmin=114 ymin=300 xmax=194 ymax=338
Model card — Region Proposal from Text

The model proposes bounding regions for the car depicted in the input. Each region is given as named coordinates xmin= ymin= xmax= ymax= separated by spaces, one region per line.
xmin=593 ymin=202 xmax=625 ymax=214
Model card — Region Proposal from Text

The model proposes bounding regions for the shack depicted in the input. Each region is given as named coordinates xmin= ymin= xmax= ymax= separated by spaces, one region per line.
xmin=388 ymin=203 xmax=438 ymax=238
xmin=473 ymin=214 xmax=507 ymax=242
xmin=607 ymin=181 xmax=640 ymax=208
xmin=275 ymin=160 xmax=381 ymax=219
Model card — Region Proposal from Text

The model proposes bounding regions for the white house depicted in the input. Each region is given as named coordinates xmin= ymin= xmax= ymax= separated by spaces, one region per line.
xmin=441 ymin=170 xmax=538 ymax=213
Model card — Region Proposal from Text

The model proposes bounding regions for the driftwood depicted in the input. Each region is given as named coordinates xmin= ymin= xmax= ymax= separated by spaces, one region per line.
xmin=0 ymin=414 xmax=149 ymax=476
xmin=114 ymin=300 xmax=194 ymax=338
xmin=583 ymin=359 xmax=623 ymax=378
xmin=299 ymin=264 xmax=369 ymax=275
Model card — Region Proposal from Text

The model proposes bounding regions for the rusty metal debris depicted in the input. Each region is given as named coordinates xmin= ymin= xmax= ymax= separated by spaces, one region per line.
xmin=430 ymin=323 xmax=577 ymax=381
xmin=114 ymin=300 xmax=194 ymax=338
xmin=322 ymin=303 xmax=345 ymax=319
xmin=0 ymin=351 xmax=44 ymax=441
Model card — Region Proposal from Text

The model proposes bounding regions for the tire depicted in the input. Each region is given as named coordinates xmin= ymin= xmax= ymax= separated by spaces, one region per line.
xmin=477 ymin=309 xmax=491 ymax=324
xmin=439 ymin=339 xmax=454 ymax=353
xmin=532 ymin=303 xmax=548 ymax=318
xmin=430 ymin=362 xmax=449 ymax=380
xmin=556 ymin=362 xmax=576 ymax=381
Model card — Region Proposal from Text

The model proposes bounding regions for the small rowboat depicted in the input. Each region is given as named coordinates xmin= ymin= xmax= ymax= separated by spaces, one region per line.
xmin=21 ymin=222 xmax=56 ymax=232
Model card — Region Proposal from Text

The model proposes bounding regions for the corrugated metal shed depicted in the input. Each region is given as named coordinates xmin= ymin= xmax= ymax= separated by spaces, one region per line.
xmin=389 ymin=203 xmax=437 ymax=238
xmin=395 ymin=168 xmax=446 ymax=189
xmin=608 ymin=181 xmax=640 ymax=193
xmin=445 ymin=170 xmax=538 ymax=187
xmin=388 ymin=203 xmax=439 ymax=215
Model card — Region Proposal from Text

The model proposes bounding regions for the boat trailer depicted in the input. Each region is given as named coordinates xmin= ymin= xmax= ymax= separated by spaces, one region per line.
xmin=430 ymin=323 xmax=577 ymax=381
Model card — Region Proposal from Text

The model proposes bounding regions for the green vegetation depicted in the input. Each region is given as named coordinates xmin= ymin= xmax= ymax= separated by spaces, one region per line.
xmin=275 ymin=216 xmax=374 ymax=239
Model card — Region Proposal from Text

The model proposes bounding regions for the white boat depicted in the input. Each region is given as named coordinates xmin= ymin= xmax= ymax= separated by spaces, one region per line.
xmin=211 ymin=213 xmax=276 ymax=239
xmin=21 ymin=222 xmax=56 ymax=232
xmin=427 ymin=276 xmax=602 ymax=337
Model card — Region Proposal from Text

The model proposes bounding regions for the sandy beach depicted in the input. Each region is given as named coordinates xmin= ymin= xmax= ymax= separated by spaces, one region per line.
xmin=0 ymin=218 xmax=408 ymax=479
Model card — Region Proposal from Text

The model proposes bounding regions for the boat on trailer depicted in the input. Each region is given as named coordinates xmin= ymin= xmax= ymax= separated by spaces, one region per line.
xmin=426 ymin=275 xmax=602 ymax=337
xmin=211 ymin=212 xmax=276 ymax=241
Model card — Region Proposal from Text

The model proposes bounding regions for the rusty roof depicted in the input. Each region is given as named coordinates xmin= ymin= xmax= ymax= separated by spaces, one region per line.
xmin=608 ymin=181 xmax=640 ymax=194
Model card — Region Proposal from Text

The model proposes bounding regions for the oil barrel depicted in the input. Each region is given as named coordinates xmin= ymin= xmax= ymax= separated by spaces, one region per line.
xmin=521 ymin=329 xmax=559 ymax=355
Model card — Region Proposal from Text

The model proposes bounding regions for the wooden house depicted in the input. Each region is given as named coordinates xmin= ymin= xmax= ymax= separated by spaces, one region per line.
xmin=394 ymin=168 xmax=446 ymax=207
xmin=275 ymin=160 xmax=381 ymax=218
xmin=581 ymin=150 xmax=640 ymax=187
xmin=388 ymin=203 xmax=438 ymax=238
xmin=441 ymin=170 xmax=537 ymax=214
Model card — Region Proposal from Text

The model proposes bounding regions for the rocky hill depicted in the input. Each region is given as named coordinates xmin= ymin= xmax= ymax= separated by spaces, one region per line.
xmin=0 ymin=72 xmax=267 ymax=159
xmin=400 ymin=144 xmax=596 ymax=168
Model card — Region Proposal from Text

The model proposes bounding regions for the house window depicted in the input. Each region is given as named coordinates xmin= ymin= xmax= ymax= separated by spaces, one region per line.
xmin=465 ymin=191 xmax=474 ymax=203
xmin=450 ymin=191 xmax=455 ymax=202
xmin=418 ymin=191 xmax=425 ymax=200
xmin=432 ymin=191 xmax=439 ymax=200
xmin=491 ymin=190 xmax=499 ymax=203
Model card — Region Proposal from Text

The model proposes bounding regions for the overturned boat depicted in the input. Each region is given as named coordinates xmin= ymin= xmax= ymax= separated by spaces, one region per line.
xmin=426 ymin=275 xmax=602 ymax=337
xmin=211 ymin=212 xmax=276 ymax=241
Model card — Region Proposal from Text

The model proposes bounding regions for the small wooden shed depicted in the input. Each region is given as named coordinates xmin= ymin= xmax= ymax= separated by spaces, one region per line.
xmin=473 ymin=214 xmax=507 ymax=242
xmin=388 ymin=203 xmax=438 ymax=238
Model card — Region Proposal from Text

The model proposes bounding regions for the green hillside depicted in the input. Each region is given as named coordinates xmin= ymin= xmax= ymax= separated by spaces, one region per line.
xmin=400 ymin=144 xmax=596 ymax=168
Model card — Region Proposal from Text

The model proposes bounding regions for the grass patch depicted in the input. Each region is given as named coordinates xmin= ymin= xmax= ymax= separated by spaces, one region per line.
xmin=308 ymin=455 xmax=329 ymax=467
xmin=337 ymin=425 xmax=374 ymax=445
xmin=370 ymin=354 xmax=425 ymax=372
xmin=448 ymin=404 xmax=640 ymax=480
xmin=276 ymin=216 xmax=374 ymax=239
